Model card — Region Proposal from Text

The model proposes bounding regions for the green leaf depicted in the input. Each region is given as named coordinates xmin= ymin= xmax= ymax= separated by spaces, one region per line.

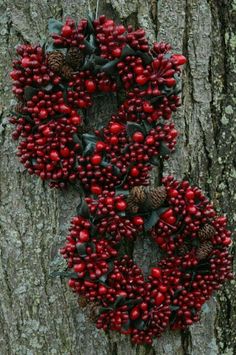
xmin=149 ymin=155 xmax=160 ymax=166
xmin=86 ymin=16 xmax=95 ymax=34
xmin=126 ymin=122 xmax=145 ymax=137
xmin=122 ymin=320 xmax=131 ymax=331
xmin=159 ymin=141 xmax=171 ymax=157
xmin=83 ymin=142 xmax=95 ymax=156
xmin=76 ymin=243 xmax=87 ymax=257
xmin=84 ymin=39 xmax=96 ymax=54
xmin=76 ymin=198 xmax=90 ymax=219
xmin=82 ymin=133 xmax=98 ymax=144
xmin=170 ymin=305 xmax=180 ymax=311
xmin=144 ymin=210 xmax=160 ymax=231
xmin=132 ymin=319 xmax=146 ymax=330
xmin=48 ymin=18 xmax=63 ymax=34
xmin=136 ymin=50 xmax=153 ymax=64
xmin=121 ymin=45 xmax=136 ymax=57
xmin=114 ymin=296 xmax=126 ymax=308
xmin=115 ymin=188 xmax=130 ymax=197
xmin=24 ymin=86 xmax=39 ymax=100
xmin=101 ymin=59 xmax=119 ymax=74
xmin=43 ymin=83 xmax=53 ymax=92
xmin=73 ymin=133 xmax=81 ymax=144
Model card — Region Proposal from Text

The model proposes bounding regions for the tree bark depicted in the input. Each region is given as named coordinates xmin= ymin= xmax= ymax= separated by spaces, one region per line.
xmin=0 ymin=0 xmax=235 ymax=354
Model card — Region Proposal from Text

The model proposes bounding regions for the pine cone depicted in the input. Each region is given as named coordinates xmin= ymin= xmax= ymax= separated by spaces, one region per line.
xmin=196 ymin=241 xmax=213 ymax=260
xmin=61 ymin=64 xmax=74 ymax=80
xmin=126 ymin=186 xmax=146 ymax=213
xmin=178 ymin=243 xmax=190 ymax=256
xmin=85 ymin=302 xmax=100 ymax=322
xmin=66 ymin=47 xmax=84 ymax=70
xmin=198 ymin=224 xmax=216 ymax=241
xmin=78 ymin=296 xmax=88 ymax=308
xmin=47 ymin=51 xmax=64 ymax=72
xmin=146 ymin=186 xmax=167 ymax=209
xmin=14 ymin=102 xmax=24 ymax=113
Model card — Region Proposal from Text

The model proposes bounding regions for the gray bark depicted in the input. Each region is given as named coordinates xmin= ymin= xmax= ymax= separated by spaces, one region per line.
xmin=0 ymin=0 xmax=235 ymax=354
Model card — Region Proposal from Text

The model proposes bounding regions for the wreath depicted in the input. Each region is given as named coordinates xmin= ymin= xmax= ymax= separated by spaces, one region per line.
xmin=10 ymin=15 xmax=232 ymax=345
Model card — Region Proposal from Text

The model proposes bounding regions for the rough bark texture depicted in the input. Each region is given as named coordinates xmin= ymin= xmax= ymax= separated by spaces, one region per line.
xmin=0 ymin=0 xmax=235 ymax=354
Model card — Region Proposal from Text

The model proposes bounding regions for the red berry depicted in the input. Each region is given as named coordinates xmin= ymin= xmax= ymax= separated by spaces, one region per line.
xmin=164 ymin=78 xmax=176 ymax=87
xmin=130 ymin=306 xmax=140 ymax=320
xmin=42 ymin=127 xmax=51 ymax=136
xmin=79 ymin=230 xmax=89 ymax=242
xmin=110 ymin=136 xmax=118 ymax=145
xmin=91 ymin=184 xmax=102 ymax=195
xmin=21 ymin=57 xmax=31 ymax=68
xmin=116 ymin=200 xmax=127 ymax=211
xmin=185 ymin=190 xmax=195 ymax=200
xmin=169 ymin=129 xmax=178 ymax=138
xmin=85 ymin=80 xmax=96 ymax=93
xmin=159 ymin=285 xmax=168 ymax=293
xmin=60 ymin=147 xmax=70 ymax=158
xmin=96 ymin=141 xmax=106 ymax=151
xmin=151 ymin=267 xmax=162 ymax=279
xmin=91 ymin=154 xmax=102 ymax=165
xmin=132 ymin=131 xmax=144 ymax=143
xmin=50 ymin=150 xmax=60 ymax=161
xmin=74 ymin=262 xmax=86 ymax=272
xmin=187 ymin=205 xmax=197 ymax=215
xmin=172 ymin=54 xmax=187 ymax=65
xmin=143 ymin=101 xmax=154 ymax=113
xmin=39 ymin=109 xmax=48 ymax=120
xmin=145 ymin=136 xmax=155 ymax=145
xmin=110 ymin=123 xmax=123 ymax=134
xmin=161 ymin=208 xmax=173 ymax=220
xmin=168 ymin=189 xmax=178 ymax=198
xmin=130 ymin=167 xmax=140 ymax=177
xmin=112 ymin=47 xmax=122 ymax=58
xmin=59 ymin=104 xmax=71 ymax=114
xmin=98 ymin=285 xmax=108 ymax=295
xmin=132 ymin=216 xmax=144 ymax=226
xmin=71 ymin=115 xmax=81 ymax=125
xmin=154 ymin=292 xmax=165 ymax=306
xmin=223 ymin=237 xmax=231 ymax=246
xmin=136 ymin=74 xmax=149 ymax=85
xmin=68 ymin=279 xmax=75 ymax=288
xmin=61 ymin=25 xmax=72 ymax=37
xmin=134 ymin=66 xmax=144 ymax=75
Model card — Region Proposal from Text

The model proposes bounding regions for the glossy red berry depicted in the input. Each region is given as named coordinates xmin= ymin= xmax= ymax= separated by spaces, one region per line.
xmin=85 ymin=80 xmax=96 ymax=93
xmin=110 ymin=123 xmax=123 ymax=134
xmin=132 ymin=131 xmax=144 ymax=143
xmin=61 ymin=25 xmax=72 ymax=37
xmin=79 ymin=230 xmax=90 ymax=242
xmin=91 ymin=154 xmax=102 ymax=165
xmin=91 ymin=184 xmax=102 ymax=195
xmin=136 ymin=74 xmax=149 ymax=85
xmin=116 ymin=200 xmax=127 ymax=211
xmin=154 ymin=292 xmax=165 ymax=306
xmin=50 ymin=150 xmax=60 ymax=161
xmin=132 ymin=216 xmax=144 ymax=226
xmin=151 ymin=267 xmax=162 ymax=279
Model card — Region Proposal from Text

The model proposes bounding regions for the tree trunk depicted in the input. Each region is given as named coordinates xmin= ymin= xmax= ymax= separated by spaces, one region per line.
xmin=0 ymin=1 xmax=235 ymax=354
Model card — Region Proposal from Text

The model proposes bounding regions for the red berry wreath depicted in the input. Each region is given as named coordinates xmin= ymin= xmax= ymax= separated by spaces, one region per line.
xmin=9 ymin=15 xmax=233 ymax=345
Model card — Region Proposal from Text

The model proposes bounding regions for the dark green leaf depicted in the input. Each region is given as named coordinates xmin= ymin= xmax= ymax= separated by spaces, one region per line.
xmin=84 ymin=39 xmax=96 ymax=54
xmin=136 ymin=50 xmax=153 ymax=64
xmin=101 ymin=59 xmax=119 ymax=74
xmin=132 ymin=319 xmax=146 ymax=330
xmin=126 ymin=122 xmax=145 ymax=137
xmin=99 ymin=273 xmax=108 ymax=283
xmin=82 ymin=133 xmax=98 ymax=144
xmin=86 ymin=16 xmax=95 ymax=34
xmin=149 ymin=155 xmax=160 ymax=166
xmin=43 ymin=83 xmax=53 ymax=92
xmin=144 ymin=210 xmax=160 ymax=231
xmin=24 ymin=86 xmax=39 ymax=100
xmin=76 ymin=243 xmax=87 ymax=257
xmin=83 ymin=142 xmax=95 ymax=156
xmin=121 ymin=45 xmax=136 ymax=57
xmin=99 ymin=306 xmax=113 ymax=314
xmin=115 ymin=188 xmax=130 ymax=197
xmin=73 ymin=133 xmax=81 ymax=144
xmin=114 ymin=296 xmax=126 ymax=308
xmin=76 ymin=198 xmax=90 ymax=218
xmin=48 ymin=18 xmax=63 ymax=34
xmin=159 ymin=141 xmax=171 ymax=157
xmin=122 ymin=320 xmax=131 ymax=331
xmin=170 ymin=305 xmax=180 ymax=311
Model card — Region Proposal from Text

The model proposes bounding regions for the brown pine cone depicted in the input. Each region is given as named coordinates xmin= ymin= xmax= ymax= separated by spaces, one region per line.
xmin=61 ymin=64 xmax=74 ymax=80
xmin=126 ymin=186 xmax=146 ymax=213
xmin=14 ymin=102 xmax=24 ymax=113
xmin=178 ymin=243 xmax=190 ymax=256
xmin=66 ymin=47 xmax=84 ymax=70
xmin=85 ymin=302 xmax=100 ymax=323
xmin=146 ymin=186 xmax=167 ymax=209
xmin=196 ymin=241 xmax=213 ymax=260
xmin=78 ymin=296 xmax=88 ymax=308
xmin=47 ymin=51 xmax=64 ymax=72
xmin=198 ymin=224 xmax=216 ymax=241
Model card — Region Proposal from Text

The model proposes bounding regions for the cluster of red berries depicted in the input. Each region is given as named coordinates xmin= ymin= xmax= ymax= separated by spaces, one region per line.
xmin=51 ymin=17 xmax=87 ymax=48
xmin=10 ymin=44 xmax=61 ymax=97
xmin=10 ymin=16 xmax=233 ymax=345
